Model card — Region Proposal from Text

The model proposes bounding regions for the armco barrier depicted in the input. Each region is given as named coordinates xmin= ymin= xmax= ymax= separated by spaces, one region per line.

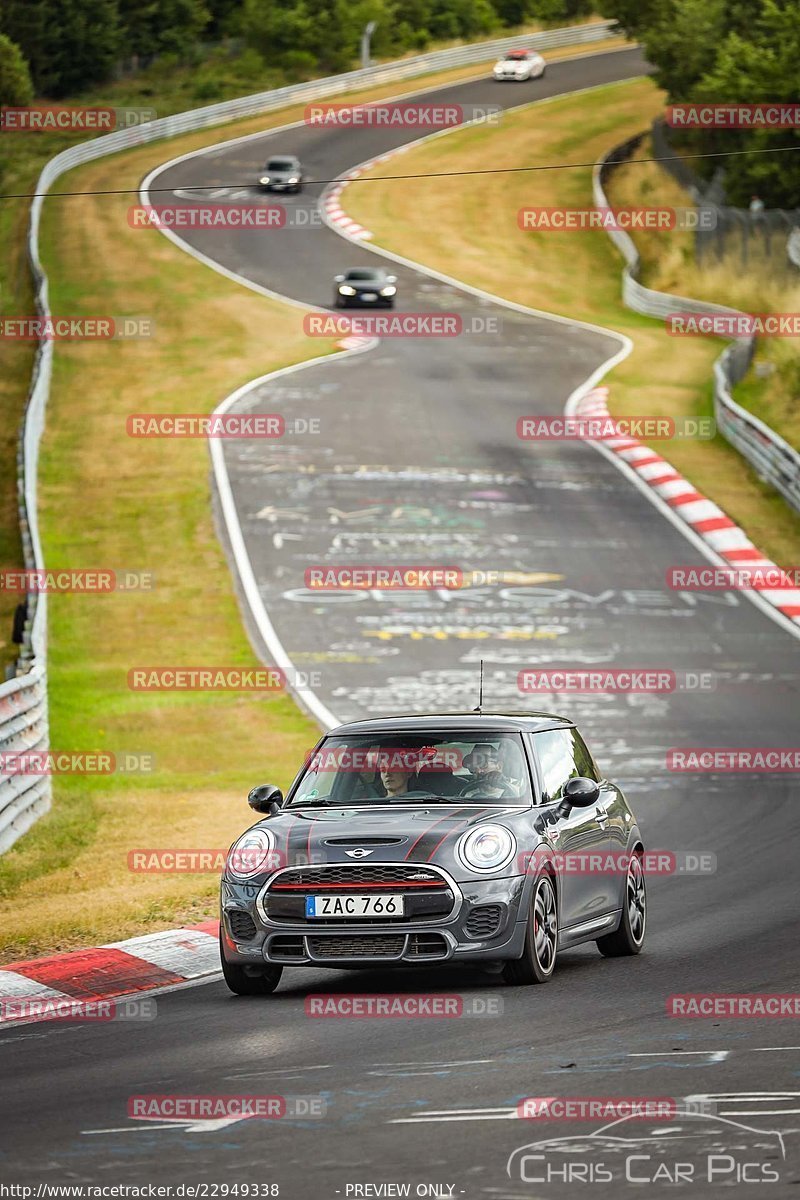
xmin=595 ymin=135 xmax=800 ymax=515
xmin=0 ymin=19 xmax=618 ymax=853
xmin=789 ymin=228 xmax=800 ymax=269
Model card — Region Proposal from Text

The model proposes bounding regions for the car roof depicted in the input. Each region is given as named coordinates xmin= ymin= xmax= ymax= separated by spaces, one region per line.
xmin=345 ymin=266 xmax=383 ymax=274
xmin=267 ymin=155 xmax=298 ymax=163
xmin=326 ymin=711 xmax=575 ymax=736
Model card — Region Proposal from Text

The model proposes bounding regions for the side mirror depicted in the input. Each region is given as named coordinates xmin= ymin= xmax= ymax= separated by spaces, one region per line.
xmin=334 ymin=274 xmax=345 ymax=283
xmin=248 ymin=784 xmax=283 ymax=815
xmin=562 ymin=777 xmax=600 ymax=808
xmin=386 ymin=275 xmax=397 ymax=283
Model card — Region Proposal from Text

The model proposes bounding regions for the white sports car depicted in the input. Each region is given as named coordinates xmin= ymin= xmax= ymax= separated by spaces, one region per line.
xmin=493 ymin=49 xmax=546 ymax=81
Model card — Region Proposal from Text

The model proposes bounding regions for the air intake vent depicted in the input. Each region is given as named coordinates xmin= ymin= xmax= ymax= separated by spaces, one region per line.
xmin=227 ymin=909 xmax=258 ymax=941
xmin=407 ymin=933 xmax=448 ymax=959
xmin=308 ymin=934 xmax=405 ymax=959
xmin=464 ymin=904 xmax=503 ymax=939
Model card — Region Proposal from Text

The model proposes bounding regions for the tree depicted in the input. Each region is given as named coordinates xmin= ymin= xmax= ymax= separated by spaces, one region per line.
xmin=117 ymin=0 xmax=211 ymax=63
xmin=0 ymin=0 xmax=121 ymax=96
xmin=0 ymin=33 xmax=33 ymax=105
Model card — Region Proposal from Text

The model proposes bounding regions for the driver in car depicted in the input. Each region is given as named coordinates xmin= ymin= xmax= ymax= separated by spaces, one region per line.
xmin=380 ymin=761 xmax=416 ymax=798
xmin=459 ymin=743 xmax=515 ymax=799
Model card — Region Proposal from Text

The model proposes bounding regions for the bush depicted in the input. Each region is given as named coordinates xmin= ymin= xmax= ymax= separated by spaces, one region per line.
xmin=0 ymin=33 xmax=33 ymax=106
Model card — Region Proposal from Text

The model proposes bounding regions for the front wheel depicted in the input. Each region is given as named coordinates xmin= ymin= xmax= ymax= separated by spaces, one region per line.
xmin=503 ymin=873 xmax=558 ymax=984
xmin=220 ymin=931 xmax=283 ymax=995
xmin=596 ymin=852 xmax=646 ymax=957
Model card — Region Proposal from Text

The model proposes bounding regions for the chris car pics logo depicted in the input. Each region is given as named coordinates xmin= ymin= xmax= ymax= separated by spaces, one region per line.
xmin=506 ymin=1110 xmax=785 ymax=1186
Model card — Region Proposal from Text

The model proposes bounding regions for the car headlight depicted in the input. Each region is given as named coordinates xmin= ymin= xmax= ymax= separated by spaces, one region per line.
xmin=287 ymin=176 xmax=299 ymax=184
xmin=457 ymin=824 xmax=516 ymax=872
xmin=259 ymin=176 xmax=270 ymax=184
xmin=379 ymin=286 xmax=396 ymax=297
xmin=226 ymin=827 xmax=277 ymax=878
xmin=338 ymin=285 xmax=356 ymax=295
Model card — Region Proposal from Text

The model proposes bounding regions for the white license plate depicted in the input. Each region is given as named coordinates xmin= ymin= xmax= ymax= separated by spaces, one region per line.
xmin=305 ymin=893 xmax=405 ymax=918
xmin=361 ymin=292 xmax=378 ymax=300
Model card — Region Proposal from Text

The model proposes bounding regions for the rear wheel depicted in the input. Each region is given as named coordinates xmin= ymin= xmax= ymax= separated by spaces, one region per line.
xmin=596 ymin=852 xmax=646 ymax=957
xmin=503 ymin=874 xmax=558 ymax=985
xmin=220 ymin=931 xmax=283 ymax=995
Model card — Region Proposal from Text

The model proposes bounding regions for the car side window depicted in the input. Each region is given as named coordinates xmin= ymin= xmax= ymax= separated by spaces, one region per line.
xmin=569 ymin=728 xmax=600 ymax=781
xmin=532 ymin=730 xmax=573 ymax=804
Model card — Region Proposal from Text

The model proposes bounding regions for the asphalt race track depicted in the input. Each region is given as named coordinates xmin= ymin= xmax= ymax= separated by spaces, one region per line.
xmin=2 ymin=45 xmax=799 ymax=1196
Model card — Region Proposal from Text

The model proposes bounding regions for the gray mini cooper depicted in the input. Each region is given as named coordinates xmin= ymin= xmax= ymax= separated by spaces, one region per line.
xmin=219 ymin=712 xmax=646 ymax=994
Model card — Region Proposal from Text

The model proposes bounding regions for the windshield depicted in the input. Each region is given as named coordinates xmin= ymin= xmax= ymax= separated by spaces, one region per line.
xmin=503 ymin=53 xmax=528 ymax=61
xmin=288 ymin=732 xmax=532 ymax=806
xmin=345 ymin=270 xmax=382 ymax=281
xmin=266 ymin=158 xmax=295 ymax=170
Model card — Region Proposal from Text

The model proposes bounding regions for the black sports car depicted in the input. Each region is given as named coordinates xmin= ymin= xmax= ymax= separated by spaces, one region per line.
xmin=333 ymin=267 xmax=397 ymax=308
xmin=219 ymin=712 xmax=647 ymax=995
xmin=258 ymin=154 xmax=304 ymax=193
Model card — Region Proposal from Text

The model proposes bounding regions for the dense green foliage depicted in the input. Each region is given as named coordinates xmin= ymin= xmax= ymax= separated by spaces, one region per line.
xmin=0 ymin=33 xmax=33 ymax=105
xmin=602 ymin=0 xmax=800 ymax=207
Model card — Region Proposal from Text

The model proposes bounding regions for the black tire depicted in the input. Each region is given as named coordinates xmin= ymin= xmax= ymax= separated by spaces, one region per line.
xmin=503 ymin=873 xmax=558 ymax=985
xmin=220 ymin=930 xmax=283 ymax=995
xmin=596 ymin=851 xmax=646 ymax=957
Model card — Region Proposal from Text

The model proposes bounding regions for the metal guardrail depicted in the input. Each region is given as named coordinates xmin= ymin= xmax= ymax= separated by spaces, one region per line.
xmin=789 ymin=228 xmax=800 ymax=269
xmin=0 ymin=19 xmax=619 ymax=853
xmin=595 ymin=136 xmax=800 ymax=515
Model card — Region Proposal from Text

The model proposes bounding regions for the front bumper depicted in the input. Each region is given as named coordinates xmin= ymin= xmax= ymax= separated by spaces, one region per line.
xmin=221 ymin=872 xmax=530 ymax=967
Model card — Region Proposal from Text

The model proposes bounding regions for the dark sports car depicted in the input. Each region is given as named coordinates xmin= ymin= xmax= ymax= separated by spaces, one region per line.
xmin=219 ymin=712 xmax=647 ymax=995
xmin=333 ymin=267 xmax=397 ymax=308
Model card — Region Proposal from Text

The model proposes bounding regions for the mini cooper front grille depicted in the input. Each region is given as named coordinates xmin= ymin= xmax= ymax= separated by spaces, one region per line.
xmin=227 ymin=909 xmax=258 ymax=941
xmin=464 ymin=904 xmax=503 ymax=939
xmin=308 ymin=934 xmax=405 ymax=959
xmin=273 ymin=864 xmax=448 ymax=890
xmin=406 ymin=933 xmax=449 ymax=959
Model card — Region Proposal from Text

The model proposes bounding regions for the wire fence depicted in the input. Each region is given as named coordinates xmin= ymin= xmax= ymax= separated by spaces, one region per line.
xmin=651 ymin=119 xmax=800 ymax=271
xmin=595 ymin=137 xmax=800 ymax=515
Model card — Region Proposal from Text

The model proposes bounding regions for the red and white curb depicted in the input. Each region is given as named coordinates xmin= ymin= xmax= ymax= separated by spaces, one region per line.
xmin=323 ymin=145 xmax=413 ymax=242
xmin=576 ymin=387 xmax=800 ymax=624
xmin=0 ymin=919 xmax=221 ymax=1025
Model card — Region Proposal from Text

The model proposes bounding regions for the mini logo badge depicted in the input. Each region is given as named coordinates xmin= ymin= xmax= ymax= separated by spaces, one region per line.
xmin=345 ymin=848 xmax=374 ymax=858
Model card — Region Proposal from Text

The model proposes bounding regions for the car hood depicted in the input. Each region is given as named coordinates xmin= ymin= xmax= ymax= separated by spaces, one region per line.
xmin=252 ymin=804 xmax=531 ymax=878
